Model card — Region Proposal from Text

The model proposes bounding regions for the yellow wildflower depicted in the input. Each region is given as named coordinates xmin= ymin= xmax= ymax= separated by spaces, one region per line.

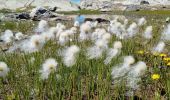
xmin=137 ymin=50 xmax=144 ymax=54
xmin=163 ymin=57 xmax=170 ymax=62
xmin=167 ymin=62 xmax=170 ymax=66
xmin=159 ymin=53 xmax=167 ymax=57
xmin=151 ymin=74 xmax=160 ymax=80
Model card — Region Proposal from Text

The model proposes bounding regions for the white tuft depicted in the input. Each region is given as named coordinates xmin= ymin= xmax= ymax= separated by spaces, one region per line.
xmin=161 ymin=24 xmax=170 ymax=40
xmin=0 ymin=62 xmax=10 ymax=78
xmin=15 ymin=32 xmax=24 ymax=40
xmin=62 ymin=45 xmax=80 ymax=67
xmin=104 ymin=41 xmax=122 ymax=65
xmin=152 ymin=41 xmax=165 ymax=53
xmin=113 ymin=41 xmax=122 ymax=49
xmin=127 ymin=61 xmax=147 ymax=89
xmin=123 ymin=56 xmax=135 ymax=65
xmin=143 ymin=26 xmax=153 ymax=39
xmin=127 ymin=22 xmax=138 ymax=38
xmin=40 ymin=58 xmax=58 ymax=80
xmin=36 ymin=20 xmax=49 ymax=33
xmin=87 ymin=39 xmax=108 ymax=59
xmin=138 ymin=17 xmax=147 ymax=26
xmin=0 ymin=30 xmax=14 ymax=43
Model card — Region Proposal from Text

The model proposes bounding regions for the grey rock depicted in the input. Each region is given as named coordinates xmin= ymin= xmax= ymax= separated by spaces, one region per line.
xmin=16 ymin=13 xmax=30 ymax=20
xmin=80 ymin=0 xmax=113 ymax=11
xmin=125 ymin=5 xmax=141 ymax=11
xmin=140 ymin=1 xmax=150 ymax=5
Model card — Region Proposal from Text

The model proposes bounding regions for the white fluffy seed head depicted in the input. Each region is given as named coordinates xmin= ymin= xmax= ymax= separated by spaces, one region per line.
xmin=68 ymin=45 xmax=80 ymax=54
xmin=42 ymin=58 xmax=58 ymax=71
xmin=41 ymin=27 xmax=57 ymax=41
xmin=20 ymin=34 xmax=45 ymax=53
xmin=113 ymin=41 xmax=122 ymax=49
xmin=70 ymin=27 xmax=77 ymax=34
xmin=40 ymin=58 xmax=58 ymax=80
xmin=15 ymin=32 xmax=24 ymax=40
xmin=80 ymin=21 xmax=92 ymax=33
xmin=138 ymin=17 xmax=146 ymax=26
xmin=123 ymin=56 xmax=135 ymax=65
xmin=161 ymin=24 xmax=170 ymax=40
xmin=124 ymin=19 xmax=128 ymax=26
xmin=144 ymin=26 xmax=153 ymax=39
xmin=95 ymin=39 xmax=108 ymax=49
xmin=0 ymin=62 xmax=9 ymax=78
xmin=127 ymin=22 xmax=138 ymax=37
xmin=58 ymin=32 xmax=69 ymax=45
xmin=0 ymin=30 xmax=14 ymax=43
xmin=56 ymin=23 xmax=66 ymax=31
xmin=132 ymin=61 xmax=147 ymax=76
xmin=104 ymin=48 xmax=119 ymax=65
xmin=30 ymin=35 xmax=45 ymax=48
xmin=91 ymin=21 xmax=98 ymax=28
xmin=36 ymin=20 xmax=48 ymax=33
xmin=152 ymin=41 xmax=165 ymax=53
xmin=102 ymin=33 xmax=111 ymax=42
xmin=63 ymin=45 xmax=80 ymax=67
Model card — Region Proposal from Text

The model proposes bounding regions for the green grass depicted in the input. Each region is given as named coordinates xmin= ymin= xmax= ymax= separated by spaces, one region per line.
xmin=0 ymin=8 xmax=12 ymax=13
xmin=57 ymin=9 xmax=101 ymax=15
xmin=129 ymin=10 xmax=170 ymax=15
xmin=0 ymin=12 xmax=170 ymax=99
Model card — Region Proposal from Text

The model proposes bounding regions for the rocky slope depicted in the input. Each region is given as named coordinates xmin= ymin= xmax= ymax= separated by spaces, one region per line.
xmin=0 ymin=0 xmax=79 ymax=11
xmin=0 ymin=0 xmax=170 ymax=11
xmin=113 ymin=0 xmax=170 ymax=5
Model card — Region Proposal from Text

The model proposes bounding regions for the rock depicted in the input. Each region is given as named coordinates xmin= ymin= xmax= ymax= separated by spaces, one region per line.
xmin=125 ymin=5 xmax=141 ymax=11
xmin=49 ymin=16 xmax=72 ymax=22
xmin=16 ymin=13 xmax=30 ymax=19
xmin=80 ymin=0 xmax=113 ymax=11
xmin=0 ymin=0 xmax=79 ymax=11
xmin=49 ymin=7 xmax=58 ymax=12
xmin=95 ymin=18 xmax=109 ymax=23
xmin=140 ymin=1 xmax=150 ymax=5
xmin=80 ymin=0 xmax=100 ymax=10
xmin=30 ymin=7 xmax=60 ymax=21
xmin=84 ymin=17 xmax=109 ymax=23
xmin=84 ymin=18 xmax=93 ymax=22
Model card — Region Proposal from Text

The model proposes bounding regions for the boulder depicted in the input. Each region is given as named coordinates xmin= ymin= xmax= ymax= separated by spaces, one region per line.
xmin=85 ymin=17 xmax=109 ymax=23
xmin=80 ymin=0 xmax=100 ymax=10
xmin=125 ymin=5 xmax=141 ymax=11
xmin=30 ymin=7 xmax=59 ymax=20
xmin=95 ymin=18 xmax=110 ymax=23
xmin=0 ymin=0 xmax=79 ymax=11
xmin=140 ymin=1 xmax=150 ymax=5
xmin=80 ymin=0 xmax=113 ymax=11
xmin=16 ymin=13 xmax=30 ymax=19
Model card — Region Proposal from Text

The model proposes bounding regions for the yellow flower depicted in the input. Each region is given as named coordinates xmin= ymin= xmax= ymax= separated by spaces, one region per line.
xmin=163 ymin=57 xmax=170 ymax=62
xmin=163 ymin=58 xmax=168 ymax=61
xmin=167 ymin=62 xmax=170 ymax=66
xmin=159 ymin=53 xmax=167 ymax=57
xmin=137 ymin=50 xmax=144 ymax=54
xmin=151 ymin=74 xmax=160 ymax=80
